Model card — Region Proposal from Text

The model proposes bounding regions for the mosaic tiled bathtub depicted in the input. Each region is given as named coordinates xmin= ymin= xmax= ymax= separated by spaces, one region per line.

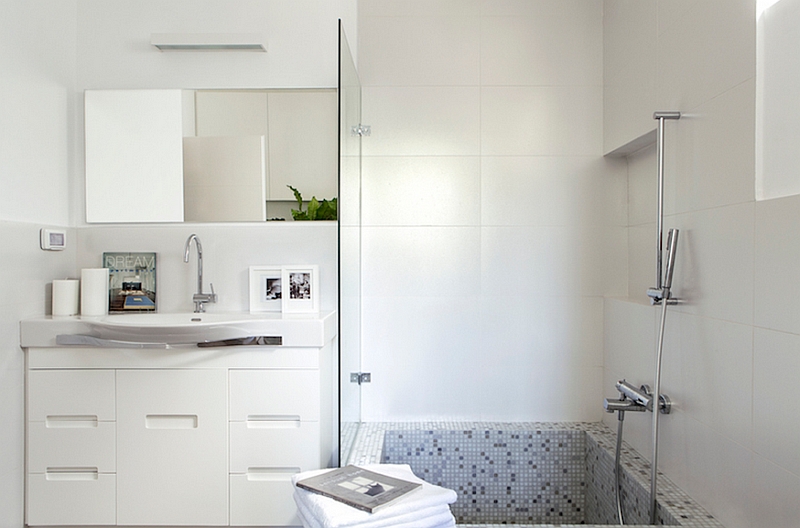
xmin=346 ymin=422 xmax=724 ymax=527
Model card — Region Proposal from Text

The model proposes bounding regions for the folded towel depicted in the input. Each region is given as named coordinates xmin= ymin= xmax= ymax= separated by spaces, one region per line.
xmin=295 ymin=499 xmax=455 ymax=528
xmin=292 ymin=464 xmax=457 ymax=528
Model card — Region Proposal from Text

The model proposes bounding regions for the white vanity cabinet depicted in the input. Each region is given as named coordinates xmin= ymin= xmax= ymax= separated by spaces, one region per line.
xmin=22 ymin=313 xmax=336 ymax=528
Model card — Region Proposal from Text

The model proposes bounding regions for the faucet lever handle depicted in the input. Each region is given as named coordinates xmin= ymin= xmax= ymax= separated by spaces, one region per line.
xmin=209 ymin=283 xmax=217 ymax=302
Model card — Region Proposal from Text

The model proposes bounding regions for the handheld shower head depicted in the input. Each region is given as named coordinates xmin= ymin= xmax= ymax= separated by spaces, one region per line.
xmin=663 ymin=228 xmax=679 ymax=291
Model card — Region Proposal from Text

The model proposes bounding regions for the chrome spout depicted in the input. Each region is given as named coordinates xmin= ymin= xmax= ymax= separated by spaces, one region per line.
xmin=183 ymin=234 xmax=217 ymax=313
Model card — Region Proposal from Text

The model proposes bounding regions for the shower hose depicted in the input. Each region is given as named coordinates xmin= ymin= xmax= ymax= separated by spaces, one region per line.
xmin=614 ymin=411 xmax=626 ymax=525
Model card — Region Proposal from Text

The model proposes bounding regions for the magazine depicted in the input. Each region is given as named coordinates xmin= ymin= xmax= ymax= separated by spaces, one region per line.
xmin=295 ymin=465 xmax=422 ymax=513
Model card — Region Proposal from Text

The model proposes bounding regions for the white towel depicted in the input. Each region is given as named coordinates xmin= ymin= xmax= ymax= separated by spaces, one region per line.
xmin=292 ymin=464 xmax=457 ymax=528
xmin=295 ymin=499 xmax=455 ymax=528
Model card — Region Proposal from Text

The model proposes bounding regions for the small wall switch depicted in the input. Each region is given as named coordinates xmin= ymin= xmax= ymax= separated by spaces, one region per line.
xmin=40 ymin=229 xmax=67 ymax=251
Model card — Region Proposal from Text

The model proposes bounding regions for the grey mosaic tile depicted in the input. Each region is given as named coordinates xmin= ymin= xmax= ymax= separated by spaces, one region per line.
xmin=346 ymin=422 xmax=724 ymax=528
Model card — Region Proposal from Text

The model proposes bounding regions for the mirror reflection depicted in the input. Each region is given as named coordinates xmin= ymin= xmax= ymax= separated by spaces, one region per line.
xmin=85 ymin=88 xmax=337 ymax=223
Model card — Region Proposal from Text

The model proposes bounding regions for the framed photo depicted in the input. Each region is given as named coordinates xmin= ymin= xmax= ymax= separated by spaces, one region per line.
xmin=249 ymin=266 xmax=283 ymax=313
xmin=281 ymin=265 xmax=319 ymax=313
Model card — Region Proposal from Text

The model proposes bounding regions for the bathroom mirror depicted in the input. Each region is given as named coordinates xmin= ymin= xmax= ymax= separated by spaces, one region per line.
xmin=85 ymin=88 xmax=338 ymax=223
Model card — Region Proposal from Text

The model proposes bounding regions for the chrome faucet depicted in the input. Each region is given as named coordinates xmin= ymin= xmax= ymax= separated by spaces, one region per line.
xmin=183 ymin=234 xmax=217 ymax=313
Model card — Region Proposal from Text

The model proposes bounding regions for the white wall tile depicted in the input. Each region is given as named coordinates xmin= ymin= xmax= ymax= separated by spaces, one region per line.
xmin=750 ymin=456 xmax=800 ymax=528
xmin=627 ymin=144 xmax=656 ymax=226
xmin=361 ymin=0 xmax=480 ymax=17
xmin=481 ymin=156 xmax=627 ymax=227
xmin=684 ymin=418 xmax=754 ymax=528
xmin=672 ymin=79 xmax=756 ymax=214
xmin=358 ymin=15 xmax=480 ymax=86
xmin=668 ymin=204 xmax=754 ymax=325
xmin=359 ymin=295 xmax=484 ymax=421
xmin=602 ymin=0 xmax=657 ymax=152
xmin=680 ymin=314 xmax=753 ymax=448
xmin=753 ymin=328 xmax=800 ymax=478
xmin=628 ymin=223 xmax=655 ymax=300
xmin=362 ymin=86 xmax=481 ymax=156
xmin=362 ymin=156 xmax=481 ymax=226
xmin=480 ymin=3 xmax=602 ymax=86
xmin=656 ymin=0 xmax=756 ymax=112
xmin=361 ymin=226 xmax=481 ymax=298
xmin=482 ymin=224 xmax=626 ymax=306
xmin=754 ymin=193 xmax=800 ymax=334
xmin=481 ymin=86 xmax=603 ymax=156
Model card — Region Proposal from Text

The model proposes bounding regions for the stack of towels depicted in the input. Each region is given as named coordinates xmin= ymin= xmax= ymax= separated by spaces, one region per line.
xmin=292 ymin=464 xmax=457 ymax=528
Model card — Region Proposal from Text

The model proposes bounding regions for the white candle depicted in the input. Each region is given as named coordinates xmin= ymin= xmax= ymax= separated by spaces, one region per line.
xmin=81 ymin=268 xmax=109 ymax=316
xmin=52 ymin=279 xmax=79 ymax=316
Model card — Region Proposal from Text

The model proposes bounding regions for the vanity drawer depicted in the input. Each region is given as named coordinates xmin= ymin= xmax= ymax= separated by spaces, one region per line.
xmin=230 ymin=420 xmax=321 ymax=472
xmin=27 ymin=472 xmax=116 ymax=525
xmin=229 ymin=472 xmax=300 ymax=526
xmin=28 ymin=370 xmax=115 ymax=421
xmin=229 ymin=369 xmax=319 ymax=421
xmin=28 ymin=421 xmax=115 ymax=473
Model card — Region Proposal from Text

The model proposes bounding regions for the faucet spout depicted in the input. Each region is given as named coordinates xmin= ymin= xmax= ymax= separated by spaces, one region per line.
xmin=184 ymin=234 xmax=217 ymax=313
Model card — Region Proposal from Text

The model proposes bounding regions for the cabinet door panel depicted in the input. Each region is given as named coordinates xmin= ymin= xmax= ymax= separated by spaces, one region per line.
xmin=28 ymin=421 xmax=115 ymax=473
xmin=230 ymin=369 xmax=319 ymax=421
xmin=229 ymin=473 xmax=300 ymax=526
xmin=28 ymin=370 xmax=115 ymax=421
xmin=27 ymin=473 xmax=116 ymax=525
xmin=116 ymin=369 xmax=228 ymax=526
xmin=230 ymin=421 xmax=321 ymax=472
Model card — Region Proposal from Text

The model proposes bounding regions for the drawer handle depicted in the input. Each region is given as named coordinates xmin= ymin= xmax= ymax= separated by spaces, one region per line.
xmin=246 ymin=467 xmax=300 ymax=481
xmin=45 ymin=467 xmax=99 ymax=481
xmin=145 ymin=414 xmax=198 ymax=429
xmin=45 ymin=416 xmax=98 ymax=428
xmin=246 ymin=415 xmax=301 ymax=428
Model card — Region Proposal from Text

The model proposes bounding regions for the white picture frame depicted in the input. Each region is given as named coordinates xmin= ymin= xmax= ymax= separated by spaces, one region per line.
xmin=281 ymin=265 xmax=319 ymax=313
xmin=249 ymin=266 xmax=283 ymax=313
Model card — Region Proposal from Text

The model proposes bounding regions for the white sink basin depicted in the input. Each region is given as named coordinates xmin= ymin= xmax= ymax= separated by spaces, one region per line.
xmin=20 ymin=311 xmax=337 ymax=348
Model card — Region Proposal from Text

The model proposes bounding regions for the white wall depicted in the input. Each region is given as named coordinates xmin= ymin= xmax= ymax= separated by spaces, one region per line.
xmin=0 ymin=2 xmax=78 ymax=527
xmin=604 ymin=1 xmax=800 ymax=527
xmin=357 ymin=0 xmax=627 ymax=421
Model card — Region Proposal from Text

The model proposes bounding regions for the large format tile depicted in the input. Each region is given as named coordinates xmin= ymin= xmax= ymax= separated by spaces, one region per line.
xmin=656 ymin=0 xmax=755 ymax=112
xmin=362 ymin=86 xmax=480 ymax=156
xmin=754 ymin=193 xmax=800 ymax=334
xmin=482 ymin=225 xmax=626 ymax=298
xmin=481 ymin=156 xmax=627 ymax=228
xmin=684 ymin=418 xmax=754 ymax=528
xmin=667 ymin=204 xmax=754 ymax=325
xmin=358 ymin=14 xmax=479 ymax=86
xmin=672 ymin=79 xmax=756 ymax=214
xmin=360 ymin=0 xmax=480 ymax=17
xmin=361 ymin=226 xmax=481 ymax=298
xmin=680 ymin=314 xmax=753 ymax=449
xmin=480 ymin=4 xmax=602 ymax=86
xmin=481 ymin=86 xmax=603 ymax=156
xmin=362 ymin=156 xmax=481 ymax=226
xmin=750 ymin=455 xmax=800 ymax=528
xmin=753 ymin=328 xmax=800 ymax=478
xmin=359 ymin=295 xmax=484 ymax=421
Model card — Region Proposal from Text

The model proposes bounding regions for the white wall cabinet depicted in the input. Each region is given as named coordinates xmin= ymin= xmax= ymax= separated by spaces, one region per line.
xmin=25 ymin=343 xmax=334 ymax=528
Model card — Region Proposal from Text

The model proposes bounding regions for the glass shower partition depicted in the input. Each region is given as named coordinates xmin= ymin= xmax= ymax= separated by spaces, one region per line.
xmin=338 ymin=21 xmax=362 ymax=466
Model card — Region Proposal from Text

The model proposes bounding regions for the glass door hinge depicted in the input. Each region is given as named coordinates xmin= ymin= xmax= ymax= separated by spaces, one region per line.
xmin=350 ymin=372 xmax=371 ymax=384
xmin=351 ymin=124 xmax=371 ymax=137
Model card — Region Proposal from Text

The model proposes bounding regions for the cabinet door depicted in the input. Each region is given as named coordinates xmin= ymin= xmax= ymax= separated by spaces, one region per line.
xmin=116 ymin=369 xmax=228 ymax=526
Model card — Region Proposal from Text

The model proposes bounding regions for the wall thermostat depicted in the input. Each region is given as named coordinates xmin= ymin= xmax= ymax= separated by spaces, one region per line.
xmin=40 ymin=228 xmax=67 ymax=251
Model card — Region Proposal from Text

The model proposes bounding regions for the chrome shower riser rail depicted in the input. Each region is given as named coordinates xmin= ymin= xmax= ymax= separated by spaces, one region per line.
xmin=648 ymin=111 xmax=681 ymax=306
